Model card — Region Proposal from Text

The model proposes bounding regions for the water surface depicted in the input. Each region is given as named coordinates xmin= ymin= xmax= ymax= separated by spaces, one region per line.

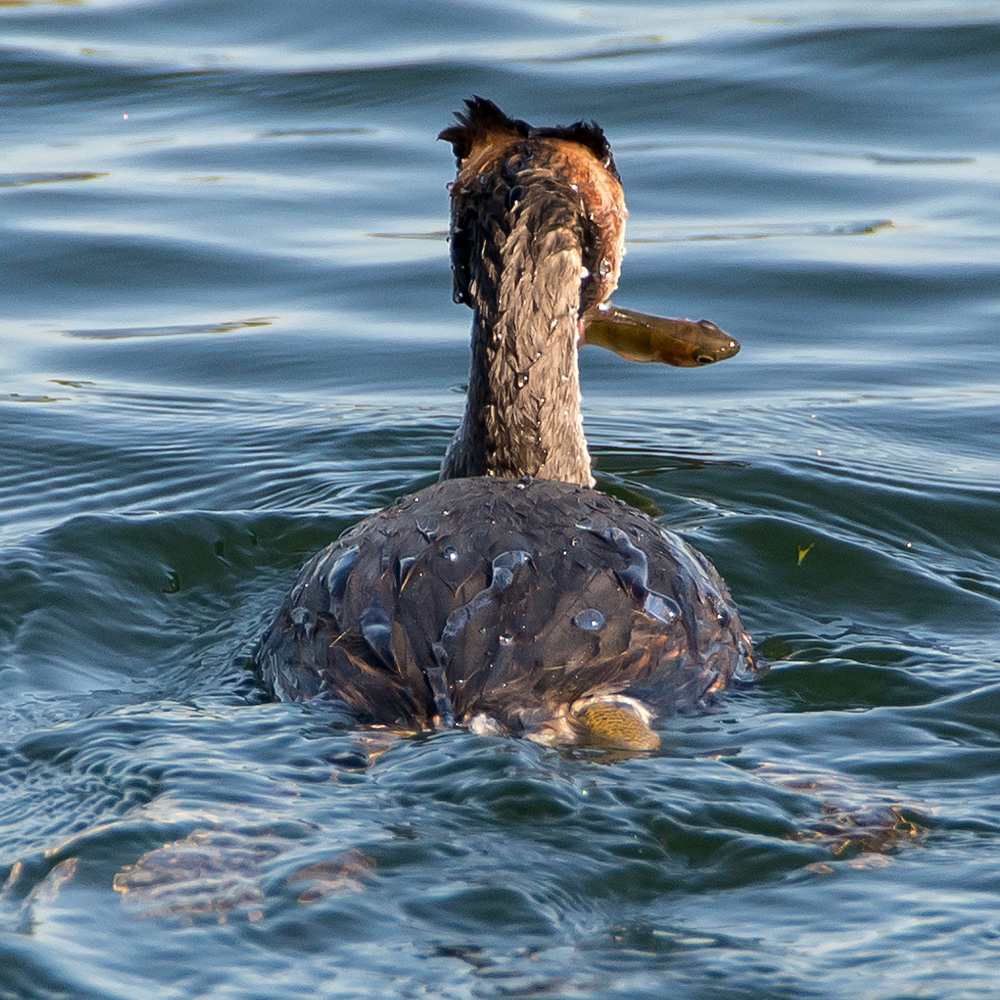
xmin=2 ymin=2 xmax=1000 ymax=998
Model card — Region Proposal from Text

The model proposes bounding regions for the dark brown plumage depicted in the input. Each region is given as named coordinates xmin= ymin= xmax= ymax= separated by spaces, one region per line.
xmin=258 ymin=98 xmax=761 ymax=748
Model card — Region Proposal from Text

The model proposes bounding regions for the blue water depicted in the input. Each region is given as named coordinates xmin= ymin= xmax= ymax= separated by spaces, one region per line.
xmin=3 ymin=1 xmax=1000 ymax=997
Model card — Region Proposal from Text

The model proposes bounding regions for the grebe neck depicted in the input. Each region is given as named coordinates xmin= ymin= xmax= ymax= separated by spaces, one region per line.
xmin=441 ymin=185 xmax=593 ymax=487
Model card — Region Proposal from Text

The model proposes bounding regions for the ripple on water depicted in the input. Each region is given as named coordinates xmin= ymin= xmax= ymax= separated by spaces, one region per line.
xmin=1 ymin=4 xmax=999 ymax=997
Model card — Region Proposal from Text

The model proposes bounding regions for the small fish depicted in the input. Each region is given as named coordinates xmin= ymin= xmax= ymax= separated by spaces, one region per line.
xmin=581 ymin=303 xmax=740 ymax=367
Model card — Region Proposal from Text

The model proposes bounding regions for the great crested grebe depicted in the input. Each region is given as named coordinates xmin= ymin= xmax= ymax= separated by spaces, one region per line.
xmin=258 ymin=98 xmax=760 ymax=750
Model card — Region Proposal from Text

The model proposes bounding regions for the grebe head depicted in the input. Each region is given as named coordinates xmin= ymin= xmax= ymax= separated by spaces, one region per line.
xmin=440 ymin=95 xmax=628 ymax=320
xmin=437 ymin=97 xmax=740 ymax=488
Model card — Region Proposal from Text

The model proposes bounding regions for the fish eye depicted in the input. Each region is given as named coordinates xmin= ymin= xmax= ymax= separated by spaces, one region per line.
xmin=695 ymin=353 xmax=715 ymax=365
